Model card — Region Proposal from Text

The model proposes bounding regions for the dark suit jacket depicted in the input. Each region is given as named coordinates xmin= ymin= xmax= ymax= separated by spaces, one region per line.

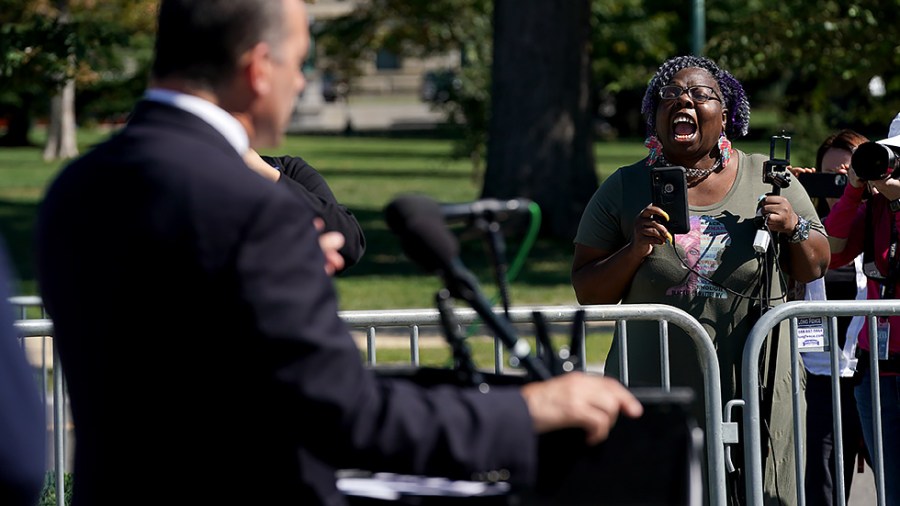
xmin=36 ymin=100 xmax=535 ymax=505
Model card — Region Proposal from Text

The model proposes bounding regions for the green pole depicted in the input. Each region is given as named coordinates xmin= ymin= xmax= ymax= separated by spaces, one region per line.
xmin=692 ymin=0 xmax=705 ymax=56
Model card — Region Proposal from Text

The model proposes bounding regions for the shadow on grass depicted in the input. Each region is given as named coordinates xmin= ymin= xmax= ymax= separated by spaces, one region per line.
xmin=316 ymin=168 xmax=468 ymax=180
xmin=301 ymin=149 xmax=463 ymax=161
xmin=0 ymin=199 xmax=39 ymax=290
xmin=2 ymin=201 xmax=575 ymax=296
xmin=344 ymin=207 xmax=574 ymax=288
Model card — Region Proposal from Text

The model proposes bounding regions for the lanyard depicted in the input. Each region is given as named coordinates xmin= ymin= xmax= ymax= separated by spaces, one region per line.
xmin=863 ymin=202 xmax=900 ymax=299
xmin=885 ymin=226 xmax=897 ymax=299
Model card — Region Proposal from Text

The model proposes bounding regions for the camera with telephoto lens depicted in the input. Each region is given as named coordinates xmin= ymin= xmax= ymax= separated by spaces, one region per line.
xmin=851 ymin=141 xmax=900 ymax=181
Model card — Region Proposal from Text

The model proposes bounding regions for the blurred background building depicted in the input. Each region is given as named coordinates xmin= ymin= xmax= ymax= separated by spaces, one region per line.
xmin=292 ymin=0 xmax=459 ymax=133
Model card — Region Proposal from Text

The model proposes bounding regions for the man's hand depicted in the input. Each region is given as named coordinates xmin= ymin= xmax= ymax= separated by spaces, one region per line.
xmin=519 ymin=373 xmax=643 ymax=445
xmin=314 ymin=218 xmax=345 ymax=276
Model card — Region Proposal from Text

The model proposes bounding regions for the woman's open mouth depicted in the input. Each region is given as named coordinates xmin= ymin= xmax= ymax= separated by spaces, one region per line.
xmin=672 ymin=114 xmax=697 ymax=142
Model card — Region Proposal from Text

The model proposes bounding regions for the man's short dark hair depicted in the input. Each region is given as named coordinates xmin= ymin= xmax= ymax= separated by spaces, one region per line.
xmin=151 ymin=0 xmax=287 ymax=90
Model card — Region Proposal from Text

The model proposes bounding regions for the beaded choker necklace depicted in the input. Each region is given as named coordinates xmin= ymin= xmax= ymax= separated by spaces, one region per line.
xmin=657 ymin=154 xmax=723 ymax=179
xmin=683 ymin=157 xmax=723 ymax=179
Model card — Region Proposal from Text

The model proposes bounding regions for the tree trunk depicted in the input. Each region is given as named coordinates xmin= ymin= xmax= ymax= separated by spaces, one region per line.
xmin=42 ymin=79 xmax=79 ymax=162
xmin=42 ymin=0 xmax=79 ymax=162
xmin=483 ymin=0 xmax=597 ymax=241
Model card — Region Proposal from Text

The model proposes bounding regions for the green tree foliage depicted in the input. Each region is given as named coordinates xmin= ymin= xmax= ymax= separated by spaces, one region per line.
xmin=316 ymin=0 xmax=900 ymax=152
xmin=589 ymin=0 xmax=687 ymax=138
xmin=0 ymin=0 xmax=157 ymax=145
xmin=706 ymin=0 xmax=900 ymax=148
xmin=316 ymin=0 xmax=493 ymax=172
xmin=315 ymin=0 xmax=492 ymax=64
xmin=590 ymin=0 xmax=684 ymax=93
xmin=315 ymin=0 xmax=695 ymax=153
xmin=2 ymin=1 xmax=895 ymax=169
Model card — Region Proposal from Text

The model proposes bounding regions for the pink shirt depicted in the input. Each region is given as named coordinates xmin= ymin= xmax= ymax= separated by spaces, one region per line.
xmin=824 ymin=183 xmax=900 ymax=369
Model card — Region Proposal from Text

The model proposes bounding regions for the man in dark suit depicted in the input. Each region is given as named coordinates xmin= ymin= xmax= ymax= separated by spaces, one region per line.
xmin=35 ymin=1 xmax=642 ymax=504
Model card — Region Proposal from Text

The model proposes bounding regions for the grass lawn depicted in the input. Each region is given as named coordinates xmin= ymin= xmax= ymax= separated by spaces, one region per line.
xmin=0 ymin=128 xmax=773 ymax=314
xmin=359 ymin=330 xmax=614 ymax=370
xmin=2 ymin=129 xmax=777 ymax=367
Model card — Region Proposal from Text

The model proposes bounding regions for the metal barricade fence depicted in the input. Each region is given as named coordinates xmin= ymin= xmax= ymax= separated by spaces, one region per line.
xmin=741 ymin=299 xmax=900 ymax=506
xmin=10 ymin=295 xmax=67 ymax=505
xmin=12 ymin=299 xmax=728 ymax=506
xmin=345 ymin=303 xmax=729 ymax=506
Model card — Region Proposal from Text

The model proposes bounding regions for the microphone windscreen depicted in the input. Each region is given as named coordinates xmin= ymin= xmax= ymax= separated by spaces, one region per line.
xmin=384 ymin=194 xmax=459 ymax=273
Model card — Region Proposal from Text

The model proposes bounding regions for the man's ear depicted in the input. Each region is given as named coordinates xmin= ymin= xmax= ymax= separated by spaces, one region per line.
xmin=245 ymin=42 xmax=273 ymax=96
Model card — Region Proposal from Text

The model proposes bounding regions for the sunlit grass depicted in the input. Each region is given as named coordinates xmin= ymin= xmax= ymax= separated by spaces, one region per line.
xmin=359 ymin=328 xmax=614 ymax=370
xmin=0 ymin=124 xmax=782 ymax=308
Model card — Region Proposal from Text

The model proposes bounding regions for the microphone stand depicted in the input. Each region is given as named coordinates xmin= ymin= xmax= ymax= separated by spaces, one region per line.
xmin=443 ymin=264 xmax=552 ymax=381
xmin=472 ymin=215 xmax=512 ymax=316
xmin=532 ymin=310 xmax=561 ymax=376
xmin=472 ymin=215 xmax=513 ymax=373
xmin=435 ymin=288 xmax=483 ymax=386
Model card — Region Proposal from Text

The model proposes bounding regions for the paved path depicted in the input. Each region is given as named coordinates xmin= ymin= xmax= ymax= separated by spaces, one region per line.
xmin=288 ymin=92 xmax=446 ymax=133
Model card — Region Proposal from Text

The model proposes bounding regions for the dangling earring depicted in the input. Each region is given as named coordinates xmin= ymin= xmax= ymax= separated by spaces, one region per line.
xmin=718 ymin=133 xmax=732 ymax=166
xmin=645 ymin=135 xmax=663 ymax=166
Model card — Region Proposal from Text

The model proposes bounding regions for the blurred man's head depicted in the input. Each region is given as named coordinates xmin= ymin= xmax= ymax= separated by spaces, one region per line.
xmin=151 ymin=0 xmax=309 ymax=147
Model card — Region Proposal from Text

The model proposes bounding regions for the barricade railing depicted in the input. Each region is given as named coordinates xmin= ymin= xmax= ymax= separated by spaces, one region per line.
xmin=741 ymin=299 xmax=900 ymax=506
xmin=12 ymin=299 xmax=727 ymax=506
xmin=9 ymin=296 xmax=66 ymax=505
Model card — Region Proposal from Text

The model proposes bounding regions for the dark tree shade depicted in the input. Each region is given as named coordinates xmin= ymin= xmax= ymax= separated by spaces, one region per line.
xmin=484 ymin=0 xmax=598 ymax=241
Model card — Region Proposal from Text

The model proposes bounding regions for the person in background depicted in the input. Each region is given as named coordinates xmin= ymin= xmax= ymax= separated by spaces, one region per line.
xmin=244 ymin=148 xmax=365 ymax=271
xmin=823 ymin=120 xmax=900 ymax=506
xmin=789 ymin=129 xmax=871 ymax=506
xmin=34 ymin=1 xmax=642 ymax=505
xmin=572 ymin=54 xmax=830 ymax=504
xmin=0 ymin=236 xmax=45 ymax=506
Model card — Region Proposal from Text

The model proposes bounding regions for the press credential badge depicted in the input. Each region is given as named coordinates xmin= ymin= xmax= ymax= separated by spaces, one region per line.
xmin=797 ymin=316 xmax=826 ymax=351
xmin=876 ymin=317 xmax=890 ymax=360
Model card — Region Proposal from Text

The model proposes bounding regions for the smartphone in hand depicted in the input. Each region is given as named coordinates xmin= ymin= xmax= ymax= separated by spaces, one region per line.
xmin=796 ymin=172 xmax=848 ymax=198
xmin=650 ymin=166 xmax=690 ymax=234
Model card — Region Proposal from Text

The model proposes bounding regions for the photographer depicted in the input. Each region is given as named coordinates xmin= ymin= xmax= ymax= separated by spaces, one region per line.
xmin=789 ymin=129 xmax=871 ymax=506
xmin=823 ymin=126 xmax=900 ymax=506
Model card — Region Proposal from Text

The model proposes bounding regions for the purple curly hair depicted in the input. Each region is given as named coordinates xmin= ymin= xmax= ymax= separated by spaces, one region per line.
xmin=641 ymin=55 xmax=750 ymax=139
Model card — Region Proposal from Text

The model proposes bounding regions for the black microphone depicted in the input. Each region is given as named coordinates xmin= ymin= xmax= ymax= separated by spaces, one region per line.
xmin=385 ymin=194 xmax=552 ymax=380
xmin=439 ymin=198 xmax=532 ymax=223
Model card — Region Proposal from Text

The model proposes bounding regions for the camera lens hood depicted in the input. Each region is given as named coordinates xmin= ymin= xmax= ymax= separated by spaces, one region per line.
xmin=852 ymin=141 xmax=900 ymax=180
